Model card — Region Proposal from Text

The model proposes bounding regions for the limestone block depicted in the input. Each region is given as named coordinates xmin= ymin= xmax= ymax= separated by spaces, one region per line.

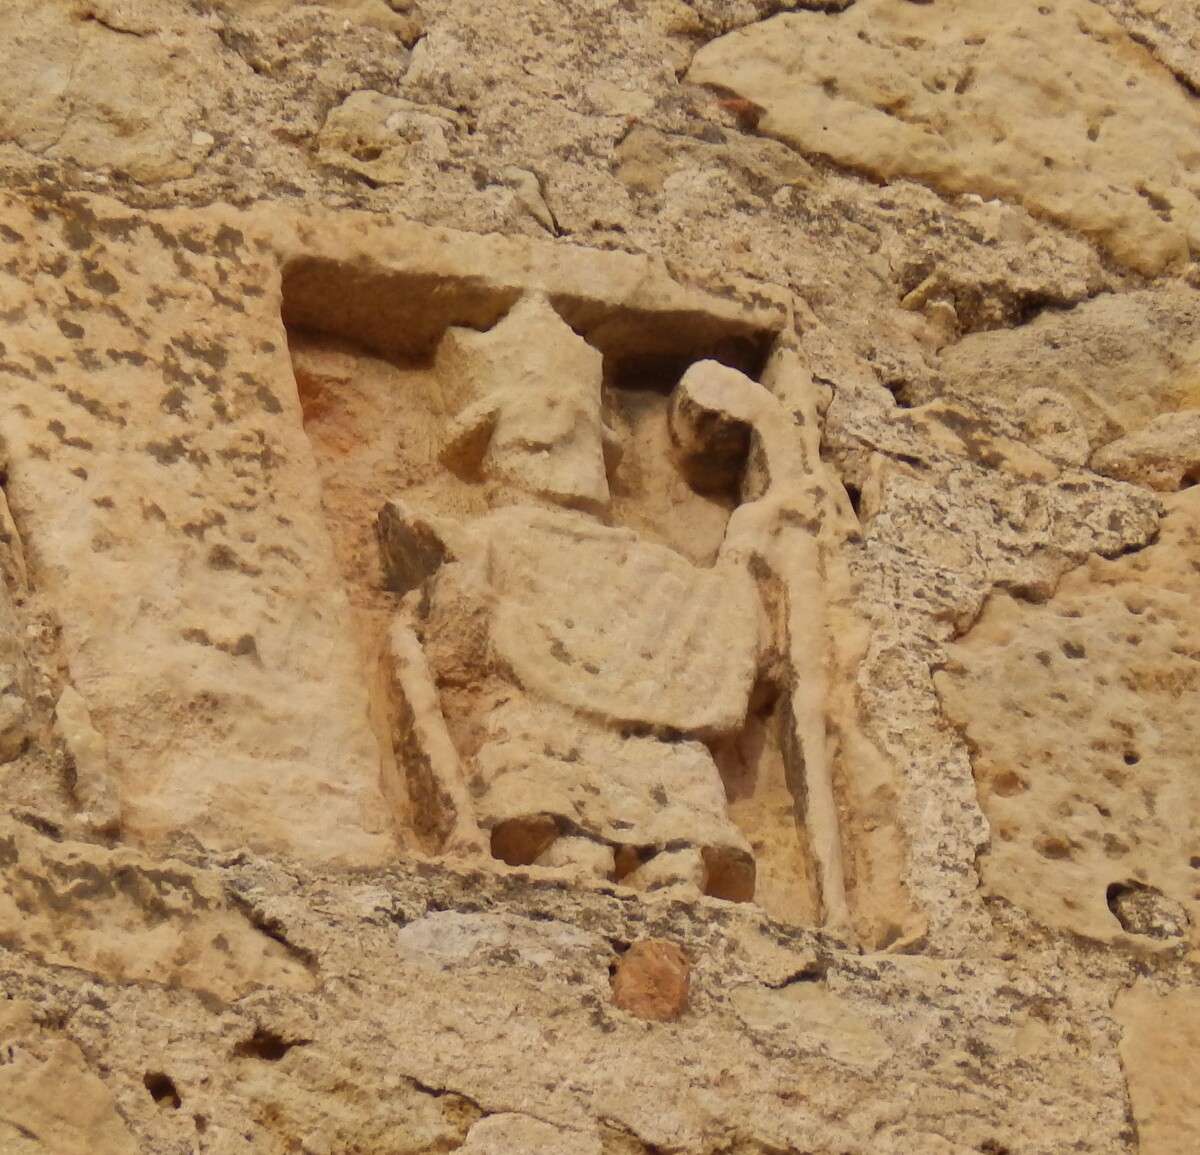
xmin=474 ymin=698 xmax=755 ymax=900
xmin=688 ymin=0 xmax=1200 ymax=273
xmin=0 ymin=194 xmax=397 ymax=866
xmin=0 ymin=0 xmax=211 ymax=183
xmin=393 ymin=908 xmax=607 ymax=966
xmin=938 ymin=284 xmax=1200 ymax=449
xmin=434 ymin=297 xmax=612 ymax=511
xmin=275 ymin=206 xmax=785 ymax=368
xmin=896 ymin=399 xmax=1062 ymax=484
xmin=1006 ymin=389 xmax=1092 ymax=468
xmin=731 ymin=981 xmax=892 ymax=1072
xmin=1099 ymin=0 xmax=1200 ymax=90
xmin=1091 ymin=410 xmax=1200 ymax=491
xmin=213 ymin=0 xmax=421 ymax=39
xmin=936 ymin=489 xmax=1200 ymax=948
xmin=237 ymin=1042 xmax=481 ymax=1155
xmin=0 ymin=818 xmax=316 ymax=1001
xmin=0 ymin=1001 xmax=137 ymax=1155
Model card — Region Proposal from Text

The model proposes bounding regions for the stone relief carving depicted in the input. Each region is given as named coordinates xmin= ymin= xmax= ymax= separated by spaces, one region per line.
xmin=364 ymin=292 xmax=863 ymax=927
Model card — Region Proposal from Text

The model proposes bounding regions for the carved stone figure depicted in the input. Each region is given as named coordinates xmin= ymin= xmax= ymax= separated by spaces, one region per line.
xmin=376 ymin=292 xmax=863 ymax=914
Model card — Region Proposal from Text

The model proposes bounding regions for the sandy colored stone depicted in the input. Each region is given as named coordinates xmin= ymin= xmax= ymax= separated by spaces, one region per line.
xmin=384 ymin=616 xmax=485 ymax=855
xmin=1115 ymin=983 xmax=1200 ymax=1155
xmin=1099 ymin=0 xmax=1200 ymax=89
xmin=731 ymin=981 xmax=892 ymax=1072
xmin=623 ymin=847 xmax=707 ymax=894
xmin=474 ymin=700 xmax=754 ymax=892
xmin=611 ymin=939 xmax=691 ymax=1022
xmin=936 ymin=488 xmax=1200 ymax=947
xmin=0 ymin=581 xmax=30 ymax=764
xmin=0 ymin=190 xmax=785 ymax=871
xmin=0 ymin=844 xmax=1128 ymax=1155
xmin=0 ymin=0 xmax=212 ymax=183
xmin=215 ymin=0 xmax=421 ymax=39
xmin=395 ymin=500 xmax=760 ymax=898
xmin=1092 ymin=409 xmax=1200 ymax=491
xmin=0 ymin=195 xmax=397 ymax=867
xmin=0 ymin=1000 xmax=137 ymax=1155
xmin=435 ymin=296 xmax=612 ymax=510
xmin=535 ymin=834 xmax=616 ymax=881
xmin=53 ymin=684 xmax=119 ymax=834
xmin=276 ymin=207 xmax=785 ymax=367
xmin=458 ymin=1113 xmax=601 ymax=1155
xmin=1004 ymin=388 xmax=1093 ymax=468
xmin=481 ymin=505 xmax=760 ymax=736
xmin=0 ymin=817 xmax=317 ymax=1000
xmin=317 ymin=91 xmax=458 ymax=185
xmin=936 ymin=284 xmax=1200 ymax=449
xmin=374 ymin=344 xmax=913 ymax=929
xmin=689 ymin=0 xmax=1200 ymax=273
xmin=0 ymin=0 xmax=1195 ymax=1147
xmin=237 ymin=1042 xmax=481 ymax=1155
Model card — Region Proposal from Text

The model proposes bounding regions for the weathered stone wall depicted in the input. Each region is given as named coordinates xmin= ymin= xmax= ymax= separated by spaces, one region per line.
xmin=0 ymin=1 xmax=1198 ymax=1152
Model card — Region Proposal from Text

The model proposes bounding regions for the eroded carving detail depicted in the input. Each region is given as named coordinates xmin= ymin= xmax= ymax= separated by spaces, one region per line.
xmin=370 ymin=295 xmax=863 ymax=927
xmin=283 ymin=232 xmax=912 ymax=944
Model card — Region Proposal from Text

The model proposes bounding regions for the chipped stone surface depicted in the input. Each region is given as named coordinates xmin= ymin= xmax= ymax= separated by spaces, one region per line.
xmin=1092 ymin=410 xmax=1200 ymax=491
xmin=317 ymin=91 xmax=458 ymax=186
xmin=731 ymin=980 xmax=892 ymax=1072
xmin=689 ymin=0 xmax=1200 ymax=273
xmin=0 ymin=0 xmax=1196 ymax=1150
xmin=0 ymin=999 xmax=137 ymax=1155
xmin=0 ymin=817 xmax=317 ymax=1000
xmin=0 ymin=0 xmax=213 ymax=183
xmin=1099 ymin=0 xmax=1200 ymax=90
xmin=458 ymin=1113 xmax=602 ymax=1155
xmin=1 ymin=824 xmax=1136 ymax=1154
xmin=934 ymin=284 xmax=1200 ymax=450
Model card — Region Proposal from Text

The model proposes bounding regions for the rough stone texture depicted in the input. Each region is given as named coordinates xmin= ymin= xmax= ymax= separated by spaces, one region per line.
xmin=933 ymin=284 xmax=1200 ymax=450
xmin=689 ymin=0 xmax=1200 ymax=273
xmin=0 ymin=830 xmax=1140 ymax=1154
xmin=937 ymin=489 xmax=1200 ymax=950
xmin=0 ymin=817 xmax=318 ymax=1001
xmin=0 ymin=0 xmax=1196 ymax=1151
xmin=1092 ymin=410 xmax=1200 ymax=491
xmin=1099 ymin=0 xmax=1200 ymax=91
xmin=0 ymin=998 xmax=138 ymax=1155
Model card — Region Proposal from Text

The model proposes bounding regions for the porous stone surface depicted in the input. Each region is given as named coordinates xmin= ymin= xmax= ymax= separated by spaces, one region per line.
xmin=0 ymin=0 xmax=1197 ymax=1151
xmin=937 ymin=488 xmax=1200 ymax=952
xmin=689 ymin=0 xmax=1200 ymax=273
